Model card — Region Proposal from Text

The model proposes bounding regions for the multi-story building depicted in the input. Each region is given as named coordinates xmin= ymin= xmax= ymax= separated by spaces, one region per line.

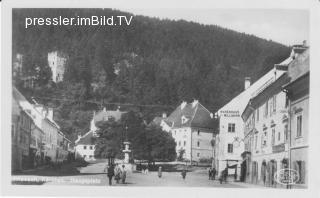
xmin=48 ymin=51 xmax=67 ymax=83
xmin=75 ymin=107 xmax=125 ymax=161
xmin=214 ymin=45 xmax=304 ymax=179
xmin=161 ymin=100 xmax=215 ymax=162
xmin=283 ymin=47 xmax=309 ymax=188
xmin=30 ymin=121 xmax=45 ymax=167
xmin=12 ymin=87 xmax=33 ymax=171
xmin=12 ymin=53 xmax=23 ymax=79
xmin=241 ymin=73 xmax=290 ymax=187
xmin=12 ymin=86 xmax=70 ymax=168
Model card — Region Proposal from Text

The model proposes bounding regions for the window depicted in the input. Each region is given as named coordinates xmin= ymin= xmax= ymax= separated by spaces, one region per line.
xmin=228 ymin=123 xmax=235 ymax=132
xmin=278 ymin=132 xmax=281 ymax=141
xmin=254 ymin=135 xmax=258 ymax=149
xmin=297 ymin=115 xmax=302 ymax=137
xmin=256 ymin=108 xmax=259 ymax=122
xmin=183 ymin=141 xmax=186 ymax=146
xmin=269 ymin=98 xmax=273 ymax=115
xmin=264 ymin=102 xmax=268 ymax=117
xmin=197 ymin=141 xmax=200 ymax=147
xmin=197 ymin=130 xmax=200 ymax=136
xmin=84 ymin=146 xmax=87 ymax=150
xmin=90 ymin=146 xmax=93 ymax=150
xmin=227 ymin=144 xmax=233 ymax=153
xmin=271 ymin=128 xmax=275 ymax=146
xmin=284 ymin=124 xmax=288 ymax=142
xmin=197 ymin=153 xmax=200 ymax=157
xmin=262 ymin=131 xmax=267 ymax=146
xmin=272 ymin=95 xmax=277 ymax=113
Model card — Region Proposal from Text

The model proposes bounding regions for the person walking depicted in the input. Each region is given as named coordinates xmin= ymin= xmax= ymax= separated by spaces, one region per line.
xmin=212 ymin=167 xmax=216 ymax=180
xmin=104 ymin=164 xmax=115 ymax=186
xmin=158 ymin=166 xmax=162 ymax=178
xmin=208 ymin=167 xmax=212 ymax=180
xmin=121 ymin=165 xmax=127 ymax=184
xmin=114 ymin=163 xmax=121 ymax=184
xmin=181 ymin=169 xmax=187 ymax=180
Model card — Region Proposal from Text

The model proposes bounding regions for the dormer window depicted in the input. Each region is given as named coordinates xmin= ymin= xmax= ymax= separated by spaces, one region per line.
xmin=181 ymin=116 xmax=188 ymax=124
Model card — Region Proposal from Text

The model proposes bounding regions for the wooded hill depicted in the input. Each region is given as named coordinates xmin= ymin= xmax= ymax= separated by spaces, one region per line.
xmin=12 ymin=8 xmax=291 ymax=141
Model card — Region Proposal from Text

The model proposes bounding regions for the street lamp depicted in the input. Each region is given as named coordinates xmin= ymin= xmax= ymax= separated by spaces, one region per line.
xmin=211 ymin=112 xmax=219 ymax=169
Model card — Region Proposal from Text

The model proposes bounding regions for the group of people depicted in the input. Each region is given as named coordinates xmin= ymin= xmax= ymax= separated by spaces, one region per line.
xmin=104 ymin=163 xmax=127 ymax=186
xmin=208 ymin=167 xmax=217 ymax=180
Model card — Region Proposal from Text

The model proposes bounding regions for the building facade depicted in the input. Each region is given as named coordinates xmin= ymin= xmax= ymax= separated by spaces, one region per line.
xmin=214 ymin=45 xmax=305 ymax=179
xmin=283 ymin=48 xmax=309 ymax=188
xmin=241 ymin=73 xmax=290 ymax=187
xmin=48 ymin=51 xmax=67 ymax=83
xmin=12 ymin=87 xmax=33 ymax=171
xmin=75 ymin=108 xmax=125 ymax=161
xmin=12 ymin=87 xmax=71 ymax=170
xmin=161 ymin=100 xmax=215 ymax=162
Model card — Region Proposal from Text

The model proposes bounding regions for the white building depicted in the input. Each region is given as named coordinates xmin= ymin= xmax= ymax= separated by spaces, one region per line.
xmin=48 ymin=51 xmax=67 ymax=83
xmin=75 ymin=107 xmax=125 ymax=161
xmin=214 ymin=49 xmax=301 ymax=178
xmin=241 ymin=73 xmax=291 ymax=186
xmin=161 ymin=100 xmax=215 ymax=162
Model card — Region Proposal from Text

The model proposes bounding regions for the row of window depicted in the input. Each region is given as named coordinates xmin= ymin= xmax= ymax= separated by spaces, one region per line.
xmin=247 ymin=114 xmax=303 ymax=151
xmin=83 ymin=155 xmax=94 ymax=159
xmin=177 ymin=141 xmax=201 ymax=147
xmin=83 ymin=145 xmax=94 ymax=150
xmin=173 ymin=130 xmax=202 ymax=136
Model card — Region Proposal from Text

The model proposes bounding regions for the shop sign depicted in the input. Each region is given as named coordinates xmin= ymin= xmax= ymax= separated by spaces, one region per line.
xmin=272 ymin=143 xmax=285 ymax=153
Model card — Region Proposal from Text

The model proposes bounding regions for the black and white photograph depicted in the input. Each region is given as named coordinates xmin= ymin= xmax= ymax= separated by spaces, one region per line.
xmin=1 ymin=0 xmax=320 ymax=197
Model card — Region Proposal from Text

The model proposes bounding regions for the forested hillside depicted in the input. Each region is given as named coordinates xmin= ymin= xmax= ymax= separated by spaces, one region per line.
xmin=12 ymin=8 xmax=291 ymax=141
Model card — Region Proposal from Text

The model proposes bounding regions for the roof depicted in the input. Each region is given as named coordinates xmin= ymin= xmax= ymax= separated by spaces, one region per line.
xmin=150 ymin=116 xmax=165 ymax=126
xmin=287 ymin=48 xmax=309 ymax=83
xmin=242 ymin=73 xmax=290 ymax=121
xmin=217 ymin=68 xmax=285 ymax=116
xmin=165 ymin=100 xmax=214 ymax=129
xmin=93 ymin=108 xmax=126 ymax=124
xmin=217 ymin=46 xmax=306 ymax=116
xmin=75 ymin=131 xmax=96 ymax=145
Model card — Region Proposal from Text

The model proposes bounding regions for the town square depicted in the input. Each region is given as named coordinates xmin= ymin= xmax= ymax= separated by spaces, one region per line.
xmin=5 ymin=5 xmax=310 ymax=191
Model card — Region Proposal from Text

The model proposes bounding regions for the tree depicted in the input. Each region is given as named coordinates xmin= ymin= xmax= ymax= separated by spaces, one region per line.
xmin=94 ymin=118 xmax=122 ymax=162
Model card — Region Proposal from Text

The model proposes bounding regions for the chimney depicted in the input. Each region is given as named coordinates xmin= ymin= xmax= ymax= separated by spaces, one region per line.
xmin=210 ymin=113 xmax=213 ymax=119
xmin=162 ymin=112 xmax=167 ymax=118
xmin=181 ymin=101 xmax=187 ymax=110
xmin=302 ymin=40 xmax=307 ymax=47
xmin=47 ymin=108 xmax=54 ymax=120
xmin=192 ymin=99 xmax=199 ymax=108
xmin=244 ymin=77 xmax=251 ymax=90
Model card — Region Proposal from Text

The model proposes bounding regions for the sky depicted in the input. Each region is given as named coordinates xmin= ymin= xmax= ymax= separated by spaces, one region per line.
xmin=122 ymin=9 xmax=309 ymax=46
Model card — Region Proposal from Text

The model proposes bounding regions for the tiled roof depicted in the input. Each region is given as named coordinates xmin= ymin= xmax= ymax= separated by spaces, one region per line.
xmin=165 ymin=101 xmax=214 ymax=129
xmin=93 ymin=108 xmax=126 ymax=124
xmin=76 ymin=131 xmax=96 ymax=145
xmin=150 ymin=116 xmax=164 ymax=126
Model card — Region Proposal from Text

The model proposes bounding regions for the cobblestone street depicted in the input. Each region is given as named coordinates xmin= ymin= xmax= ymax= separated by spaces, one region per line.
xmin=11 ymin=161 xmax=266 ymax=188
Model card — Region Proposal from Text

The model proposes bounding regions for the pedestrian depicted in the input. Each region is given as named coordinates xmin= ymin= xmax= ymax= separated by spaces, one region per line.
xmin=114 ymin=163 xmax=121 ymax=184
xmin=208 ymin=167 xmax=212 ymax=180
xmin=181 ymin=169 xmax=187 ymax=180
xmin=158 ymin=166 xmax=162 ymax=178
xmin=219 ymin=170 xmax=224 ymax=184
xmin=121 ymin=165 xmax=127 ymax=184
xmin=212 ymin=167 xmax=216 ymax=180
xmin=104 ymin=163 xmax=114 ymax=186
